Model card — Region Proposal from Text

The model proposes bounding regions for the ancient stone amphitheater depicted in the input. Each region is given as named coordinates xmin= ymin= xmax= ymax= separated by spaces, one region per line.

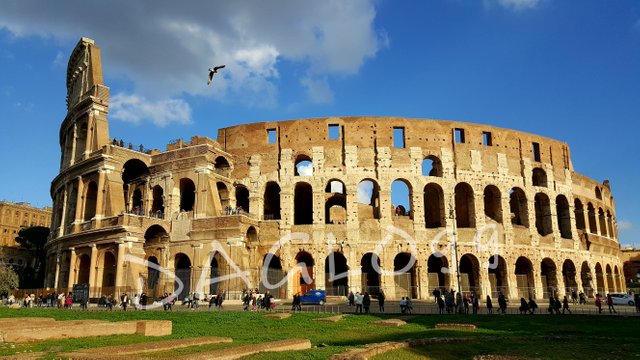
xmin=44 ymin=38 xmax=624 ymax=302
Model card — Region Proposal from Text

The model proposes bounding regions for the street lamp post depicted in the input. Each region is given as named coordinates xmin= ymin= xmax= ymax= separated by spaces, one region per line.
xmin=448 ymin=199 xmax=463 ymax=313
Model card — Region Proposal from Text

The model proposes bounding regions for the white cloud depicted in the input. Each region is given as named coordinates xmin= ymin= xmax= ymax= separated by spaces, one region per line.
xmin=0 ymin=1 xmax=385 ymax=118
xmin=618 ymin=220 xmax=633 ymax=232
xmin=52 ymin=51 xmax=65 ymax=68
xmin=357 ymin=181 xmax=374 ymax=204
xmin=110 ymin=93 xmax=192 ymax=127
xmin=296 ymin=162 xmax=313 ymax=176
xmin=486 ymin=0 xmax=541 ymax=11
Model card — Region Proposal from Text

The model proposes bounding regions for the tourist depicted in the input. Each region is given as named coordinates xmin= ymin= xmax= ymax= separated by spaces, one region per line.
xmin=432 ymin=288 xmax=441 ymax=303
xmin=399 ymin=297 xmax=407 ymax=314
xmin=217 ymin=291 xmax=225 ymax=310
xmin=355 ymin=292 xmax=363 ymax=313
xmin=348 ymin=291 xmax=355 ymax=306
xmin=528 ymin=297 xmax=538 ymax=314
xmin=437 ymin=295 xmax=445 ymax=314
xmin=595 ymin=293 xmax=602 ymax=313
xmin=121 ymin=293 xmax=129 ymax=311
xmin=562 ymin=296 xmax=571 ymax=314
xmin=519 ymin=297 xmax=529 ymax=314
xmin=634 ymin=294 xmax=640 ymax=313
xmin=554 ymin=296 xmax=562 ymax=314
xmin=405 ymin=297 xmax=413 ymax=314
xmin=463 ymin=293 xmax=470 ymax=314
xmin=497 ymin=292 xmax=507 ymax=314
xmin=445 ymin=291 xmax=455 ymax=314
xmin=472 ymin=294 xmax=479 ymax=314
xmin=378 ymin=290 xmax=386 ymax=313
xmin=133 ymin=294 xmax=140 ymax=310
xmin=579 ymin=292 xmax=587 ymax=305
xmin=106 ymin=294 xmax=114 ymax=311
xmin=291 ymin=293 xmax=300 ymax=311
xmin=192 ymin=292 xmax=200 ymax=309
xmin=606 ymin=293 xmax=616 ymax=314
xmin=363 ymin=292 xmax=371 ymax=314
xmin=65 ymin=292 xmax=73 ymax=309
xmin=140 ymin=292 xmax=148 ymax=309
xmin=571 ymin=289 xmax=578 ymax=304
xmin=548 ymin=296 xmax=556 ymax=314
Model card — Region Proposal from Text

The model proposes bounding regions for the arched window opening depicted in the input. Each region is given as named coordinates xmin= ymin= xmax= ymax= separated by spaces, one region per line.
xmin=594 ymin=263 xmax=605 ymax=294
xmin=101 ymin=252 xmax=116 ymax=292
xmin=246 ymin=226 xmax=258 ymax=243
xmin=394 ymin=253 xmax=417 ymax=299
xmin=144 ymin=225 xmax=168 ymax=243
xmin=483 ymin=185 xmax=502 ymax=223
xmin=294 ymin=182 xmax=313 ymax=225
xmin=581 ymin=261 xmax=594 ymax=298
xmin=77 ymin=254 xmax=91 ymax=285
xmin=214 ymin=156 xmax=231 ymax=176
xmin=541 ymin=258 xmax=558 ymax=299
xmin=509 ymin=188 xmax=529 ymax=227
xmin=75 ymin=122 xmax=88 ymax=162
xmin=574 ymin=199 xmax=585 ymax=231
xmin=174 ymin=254 xmax=191 ymax=300
xmin=131 ymin=189 xmax=143 ymax=215
xmin=325 ymin=180 xmax=346 ymax=224
xmin=151 ymin=185 xmax=164 ymax=217
xmin=122 ymin=159 xmax=149 ymax=213
xmin=421 ymin=156 xmax=442 ymax=177
xmin=235 ymin=186 xmax=249 ymax=214
xmin=459 ymin=254 xmax=481 ymax=296
xmin=209 ymin=256 xmax=222 ymax=295
xmin=605 ymin=264 xmax=614 ymax=292
xmin=515 ymin=256 xmax=535 ymax=299
xmin=427 ymin=255 xmax=450 ymax=292
xmin=598 ymin=208 xmax=608 ymax=237
xmin=83 ymin=181 xmax=98 ymax=221
xmin=587 ymin=203 xmax=597 ymax=234
xmin=179 ymin=178 xmax=196 ymax=212
xmin=357 ymin=179 xmax=380 ymax=220
xmin=217 ymin=182 xmax=230 ymax=213
xmin=147 ymin=256 xmax=160 ymax=290
xmin=260 ymin=254 xmax=286 ymax=297
xmin=532 ymin=168 xmax=547 ymax=187
xmin=361 ymin=253 xmax=381 ymax=296
xmin=294 ymin=155 xmax=313 ymax=176
xmin=454 ymin=183 xmax=475 ymax=228
xmin=606 ymin=211 xmax=614 ymax=239
xmin=263 ymin=182 xmax=281 ymax=220
xmin=488 ymin=255 xmax=509 ymax=298
xmin=595 ymin=187 xmax=602 ymax=200
xmin=391 ymin=179 xmax=412 ymax=219
xmin=562 ymin=259 xmax=577 ymax=295
xmin=534 ymin=193 xmax=552 ymax=236
xmin=294 ymin=252 xmax=315 ymax=294
xmin=556 ymin=195 xmax=572 ymax=239
xmin=424 ymin=183 xmax=445 ymax=228
xmin=325 ymin=252 xmax=349 ymax=296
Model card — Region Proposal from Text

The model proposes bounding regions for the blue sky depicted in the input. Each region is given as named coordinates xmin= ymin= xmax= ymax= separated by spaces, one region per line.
xmin=0 ymin=0 xmax=638 ymax=246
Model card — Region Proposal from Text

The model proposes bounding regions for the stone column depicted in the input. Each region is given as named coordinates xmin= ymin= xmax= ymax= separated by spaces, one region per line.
xmin=88 ymin=244 xmax=98 ymax=298
xmin=58 ymin=185 xmax=69 ymax=237
xmin=533 ymin=267 xmax=544 ymax=300
xmin=67 ymin=247 xmax=77 ymax=293
xmin=54 ymin=252 xmax=61 ymax=289
xmin=95 ymin=170 xmax=106 ymax=220
xmin=114 ymin=241 xmax=126 ymax=295
xmin=74 ymin=176 xmax=85 ymax=224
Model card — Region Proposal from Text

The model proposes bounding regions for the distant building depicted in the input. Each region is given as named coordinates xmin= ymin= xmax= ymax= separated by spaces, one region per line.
xmin=0 ymin=201 xmax=52 ymax=268
xmin=621 ymin=248 xmax=640 ymax=288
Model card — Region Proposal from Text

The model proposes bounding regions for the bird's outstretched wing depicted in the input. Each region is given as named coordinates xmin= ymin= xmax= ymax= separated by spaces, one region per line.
xmin=207 ymin=69 xmax=214 ymax=85
xmin=214 ymin=64 xmax=226 ymax=71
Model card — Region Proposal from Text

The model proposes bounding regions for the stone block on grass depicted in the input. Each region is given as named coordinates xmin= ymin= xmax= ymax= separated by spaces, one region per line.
xmin=370 ymin=319 xmax=407 ymax=327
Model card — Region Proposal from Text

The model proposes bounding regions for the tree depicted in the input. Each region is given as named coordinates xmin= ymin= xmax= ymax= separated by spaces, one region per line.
xmin=0 ymin=262 xmax=19 ymax=296
xmin=14 ymin=226 xmax=50 ymax=288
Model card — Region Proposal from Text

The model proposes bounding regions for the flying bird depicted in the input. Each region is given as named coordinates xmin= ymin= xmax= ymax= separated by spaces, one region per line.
xmin=208 ymin=65 xmax=226 ymax=85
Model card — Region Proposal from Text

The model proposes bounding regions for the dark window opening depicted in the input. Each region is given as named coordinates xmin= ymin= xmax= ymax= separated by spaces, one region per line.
xmin=532 ymin=142 xmax=541 ymax=162
xmin=294 ymin=183 xmax=313 ymax=225
xmin=482 ymin=132 xmax=492 ymax=146
xmin=454 ymin=128 xmax=465 ymax=144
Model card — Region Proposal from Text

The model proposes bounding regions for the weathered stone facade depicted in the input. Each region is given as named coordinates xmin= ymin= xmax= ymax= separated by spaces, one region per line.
xmin=44 ymin=38 xmax=624 ymax=301
xmin=0 ymin=201 xmax=51 ymax=268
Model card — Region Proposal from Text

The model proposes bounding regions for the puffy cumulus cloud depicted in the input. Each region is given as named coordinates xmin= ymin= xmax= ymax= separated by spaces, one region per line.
xmin=618 ymin=220 xmax=633 ymax=232
xmin=357 ymin=181 xmax=374 ymax=204
xmin=486 ymin=0 xmax=541 ymax=11
xmin=0 ymin=0 xmax=384 ymax=124
xmin=296 ymin=162 xmax=314 ymax=176
xmin=110 ymin=93 xmax=192 ymax=127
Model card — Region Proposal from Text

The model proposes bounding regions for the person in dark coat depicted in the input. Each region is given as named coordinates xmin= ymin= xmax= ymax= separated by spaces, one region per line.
xmin=378 ymin=291 xmax=385 ymax=313
xmin=497 ymin=293 xmax=507 ymax=314
xmin=363 ymin=292 xmax=371 ymax=314
xmin=519 ymin=297 xmax=529 ymax=314
xmin=528 ymin=297 xmax=538 ymax=314
xmin=486 ymin=295 xmax=493 ymax=314
xmin=562 ymin=296 xmax=571 ymax=314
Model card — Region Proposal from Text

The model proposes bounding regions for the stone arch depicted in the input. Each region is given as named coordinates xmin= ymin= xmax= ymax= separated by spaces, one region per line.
xmin=325 ymin=252 xmax=349 ymax=296
xmin=483 ymin=185 xmax=502 ymax=223
xmin=422 ymin=155 xmax=442 ymax=177
xmin=605 ymin=264 xmax=614 ymax=292
xmin=427 ymin=254 xmax=450 ymax=291
xmin=562 ymin=259 xmax=578 ymax=294
xmin=581 ymin=261 xmax=593 ymax=297
xmin=99 ymin=251 xmax=116 ymax=295
xmin=294 ymin=154 xmax=313 ymax=176
xmin=391 ymin=179 xmax=413 ymax=219
xmin=454 ymin=182 xmax=475 ymax=228
xmin=151 ymin=185 xmax=164 ymax=216
xmin=263 ymin=181 xmax=281 ymax=220
xmin=515 ymin=256 xmax=535 ymax=299
xmin=76 ymin=254 xmax=91 ymax=285
xmin=209 ymin=253 xmax=226 ymax=296
xmin=261 ymin=254 xmax=286 ymax=298
xmin=598 ymin=208 xmax=608 ymax=237
xmin=293 ymin=251 xmax=315 ymax=294
xmin=541 ymin=258 xmax=558 ymax=298
xmin=532 ymin=168 xmax=547 ymax=187
xmin=179 ymin=178 xmax=196 ymax=212
xmin=394 ymin=252 xmax=417 ymax=299
xmin=587 ymin=203 xmax=597 ymax=234
xmin=325 ymin=180 xmax=346 ymax=224
xmin=357 ymin=179 xmax=380 ymax=220
xmin=459 ymin=253 xmax=481 ymax=296
xmin=144 ymin=224 xmax=168 ymax=243
xmin=509 ymin=187 xmax=529 ymax=227
xmin=361 ymin=252 xmax=381 ymax=295
xmin=556 ymin=195 xmax=572 ymax=239
xmin=122 ymin=159 xmax=149 ymax=213
xmin=534 ymin=193 xmax=552 ymax=236
xmin=294 ymin=182 xmax=313 ymax=225
xmin=246 ymin=226 xmax=258 ymax=243
xmin=83 ymin=181 xmax=98 ymax=221
xmin=174 ymin=253 xmax=191 ymax=300
xmin=214 ymin=156 xmax=231 ymax=176
xmin=574 ymin=199 xmax=586 ymax=231
xmin=487 ymin=255 xmax=509 ymax=298
xmin=235 ymin=185 xmax=249 ymax=214
xmin=595 ymin=262 xmax=605 ymax=294
xmin=595 ymin=186 xmax=602 ymax=200
xmin=424 ymin=183 xmax=445 ymax=228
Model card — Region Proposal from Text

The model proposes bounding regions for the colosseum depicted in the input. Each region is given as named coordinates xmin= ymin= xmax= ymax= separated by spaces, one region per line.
xmin=44 ymin=37 xmax=625 ymax=302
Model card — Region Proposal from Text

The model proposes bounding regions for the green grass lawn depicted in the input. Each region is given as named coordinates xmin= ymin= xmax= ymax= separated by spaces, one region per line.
xmin=0 ymin=308 xmax=638 ymax=359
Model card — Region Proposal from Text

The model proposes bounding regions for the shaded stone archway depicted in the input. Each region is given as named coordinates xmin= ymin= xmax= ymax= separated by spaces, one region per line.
xmin=427 ymin=254 xmax=450 ymax=292
xmin=361 ymin=253 xmax=381 ymax=296
xmin=325 ymin=252 xmax=349 ymax=296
